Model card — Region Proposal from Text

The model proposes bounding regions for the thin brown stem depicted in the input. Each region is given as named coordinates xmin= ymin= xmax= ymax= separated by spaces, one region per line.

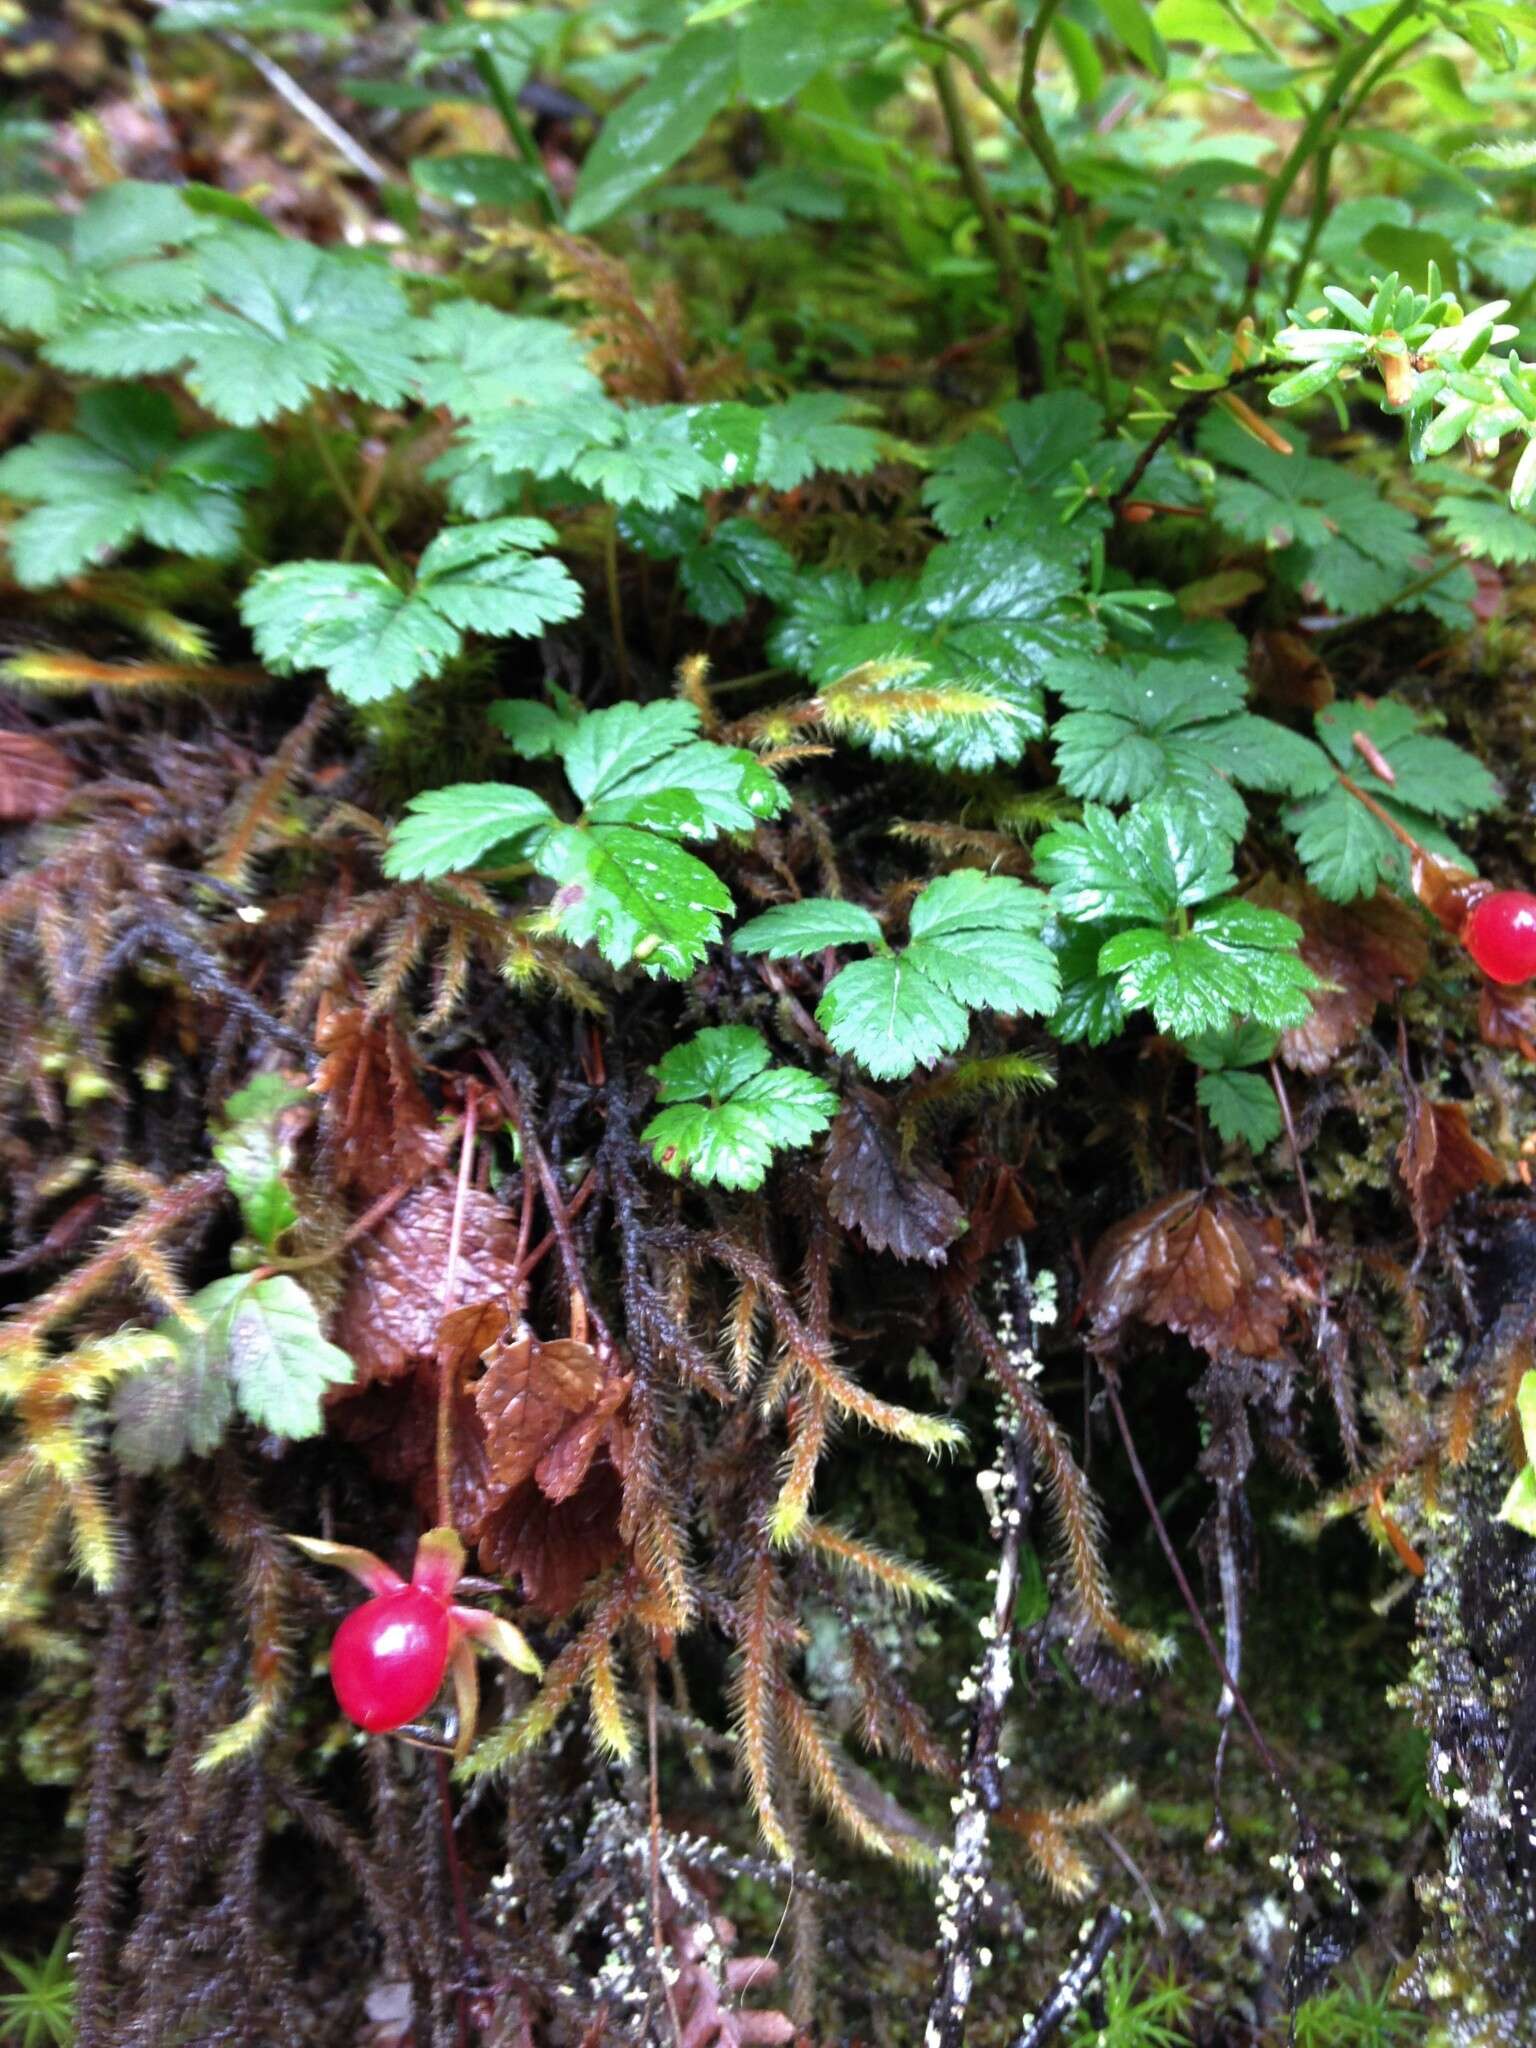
xmin=436 ymin=1089 xmax=480 ymax=1530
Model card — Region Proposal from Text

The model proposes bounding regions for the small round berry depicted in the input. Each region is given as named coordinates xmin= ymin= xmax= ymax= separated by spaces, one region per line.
xmin=330 ymin=1585 xmax=450 ymax=1732
xmin=1464 ymin=890 xmax=1536 ymax=986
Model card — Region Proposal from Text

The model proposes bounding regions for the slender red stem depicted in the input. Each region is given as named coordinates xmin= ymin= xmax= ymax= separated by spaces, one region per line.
xmin=436 ymin=1087 xmax=480 ymax=1531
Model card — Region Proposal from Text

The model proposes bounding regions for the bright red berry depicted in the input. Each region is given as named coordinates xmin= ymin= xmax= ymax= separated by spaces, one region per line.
xmin=1463 ymin=890 xmax=1536 ymax=986
xmin=329 ymin=1584 xmax=451 ymax=1732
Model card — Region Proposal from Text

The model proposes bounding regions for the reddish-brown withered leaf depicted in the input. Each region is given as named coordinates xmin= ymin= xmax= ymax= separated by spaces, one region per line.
xmin=1479 ymin=981 xmax=1536 ymax=1063
xmin=334 ymin=1183 xmax=525 ymax=1387
xmin=328 ymin=1361 xmax=510 ymax=1537
xmin=1085 ymin=1190 xmax=1309 ymax=1360
xmin=475 ymin=1326 xmax=631 ymax=1502
xmin=0 ymin=731 xmax=78 ymax=821
xmin=312 ymin=999 xmax=446 ymax=1198
xmin=823 ymin=1087 xmax=966 ymax=1265
xmin=1397 ymin=1096 xmax=1501 ymax=1238
xmin=477 ymin=1458 xmax=627 ymax=1616
xmin=1252 ymin=878 xmax=1426 ymax=1075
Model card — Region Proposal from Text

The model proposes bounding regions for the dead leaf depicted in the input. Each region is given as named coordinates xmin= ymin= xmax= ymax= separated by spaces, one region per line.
xmin=329 ymin=1363 xmax=510 ymax=1537
xmin=942 ymin=1158 xmax=1034 ymax=1297
xmin=334 ymin=1183 xmax=525 ymax=1388
xmin=823 ymin=1088 xmax=966 ymax=1265
xmin=1479 ymin=981 xmax=1536 ymax=1062
xmin=1085 ymin=1189 xmax=1309 ymax=1360
xmin=475 ymin=1326 xmax=630 ymax=1501
xmin=1397 ymin=1096 xmax=1501 ymax=1238
xmin=312 ymin=999 xmax=445 ymax=1198
xmin=1249 ymin=628 xmax=1333 ymax=713
xmin=1252 ymin=879 xmax=1427 ymax=1074
xmin=0 ymin=731 xmax=78 ymax=821
xmin=476 ymin=1459 xmax=628 ymax=1616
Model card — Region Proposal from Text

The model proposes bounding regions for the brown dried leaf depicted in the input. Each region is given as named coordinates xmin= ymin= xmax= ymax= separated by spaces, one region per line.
xmin=327 ymin=1364 xmax=509 ymax=1539
xmin=474 ymin=1327 xmax=631 ymax=1502
xmin=1085 ymin=1189 xmax=1309 ymax=1360
xmin=1248 ymin=628 xmax=1334 ymax=713
xmin=942 ymin=1159 xmax=1034 ymax=1297
xmin=823 ymin=1088 xmax=966 ymax=1266
xmin=1479 ymin=981 xmax=1536 ymax=1061
xmin=1253 ymin=879 xmax=1427 ymax=1074
xmin=334 ymin=1183 xmax=525 ymax=1388
xmin=1396 ymin=1096 xmax=1502 ymax=1238
xmin=312 ymin=999 xmax=445 ymax=1198
xmin=0 ymin=731 xmax=78 ymax=820
xmin=476 ymin=1459 xmax=627 ymax=1617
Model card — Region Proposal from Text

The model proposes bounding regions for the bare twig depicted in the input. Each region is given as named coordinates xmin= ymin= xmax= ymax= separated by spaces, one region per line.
xmin=1008 ymin=1905 xmax=1127 ymax=2048
xmin=217 ymin=31 xmax=392 ymax=187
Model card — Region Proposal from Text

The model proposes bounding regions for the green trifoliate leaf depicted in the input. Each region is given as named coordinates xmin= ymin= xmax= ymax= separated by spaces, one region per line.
xmin=388 ymin=700 xmax=785 ymax=978
xmin=488 ymin=690 xmax=584 ymax=760
xmin=408 ymin=302 xmax=601 ymax=418
xmin=1035 ymin=795 xmax=1237 ymax=926
xmin=1097 ymin=900 xmax=1317 ymax=1038
xmin=1196 ymin=1069 xmax=1283 ymax=1149
xmin=751 ymin=393 xmax=884 ymax=491
xmin=241 ymin=521 xmax=582 ymax=702
xmin=1045 ymin=921 xmax=1128 ymax=1046
xmin=47 ymin=228 xmax=417 ymax=425
xmin=1050 ymin=657 xmax=1333 ymax=838
xmin=769 ymin=531 xmax=1101 ymax=773
xmin=923 ymin=390 xmax=1108 ymax=539
xmin=641 ymin=1025 xmax=838 ymax=1189
xmin=0 ymin=181 xmax=214 ymax=341
xmin=1435 ymin=487 xmax=1536 ymax=567
xmin=0 ymin=385 xmax=269 ymax=587
xmin=212 ymin=1074 xmax=308 ymax=1251
xmin=569 ymin=407 xmax=721 ymax=510
xmin=738 ymin=874 xmax=1057 ymax=1080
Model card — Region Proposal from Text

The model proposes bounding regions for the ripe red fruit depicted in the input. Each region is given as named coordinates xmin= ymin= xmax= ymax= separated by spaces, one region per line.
xmin=329 ymin=1584 xmax=450 ymax=1732
xmin=1463 ymin=890 xmax=1536 ymax=986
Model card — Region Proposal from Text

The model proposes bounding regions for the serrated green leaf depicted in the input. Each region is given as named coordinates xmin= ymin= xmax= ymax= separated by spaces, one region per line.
xmin=217 ymin=1274 xmax=355 ymax=1438
xmin=0 ymin=182 xmax=212 ymax=341
xmin=1499 ymin=1462 xmax=1536 ymax=1538
xmin=753 ymin=393 xmax=884 ymax=490
xmin=1436 ymin=489 xmax=1536 ymax=566
xmin=0 ymin=384 xmax=269 ymax=587
xmin=384 ymin=784 xmax=559 ymax=879
xmin=489 ymin=692 xmax=584 ymax=759
xmin=1099 ymin=899 xmax=1315 ymax=1038
xmin=641 ymin=1024 xmax=837 ymax=1189
xmin=1045 ymin=921 xmax=1128 ymax=1046
xmin=409 ymin=302 xmax=601 ymax=417
xmin=903 ymin=870 xmax=1056 ymax=1014
xmin=46 ymin=228 xmax=416 ymax=425
xmin=1036 ymin=795 xmax=1237 ymax=925
xmin=241 ymin=526 xmax=581 ymax=701
xmin=621 ymin=505 xmax=796 ymax=625
xmin=923 ymin=391 xmax=1107 ymax=538
xmin=1312 ymin=697 xmax=1500 ymax=819
xmin=818 ymin=953 xmax=972 ymax=1079
xmin=569 ymin=407 xmax=721 ymax=509
xmin=733 ymin=898 xmax=887 ymax=956
xmin=1197 ymin=1068 xmax=1283 ymax=1148
xmin=533 ymin=822 xmax=733 ymax=977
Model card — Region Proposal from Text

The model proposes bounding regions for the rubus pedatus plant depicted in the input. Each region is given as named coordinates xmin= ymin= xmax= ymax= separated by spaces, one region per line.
xmin=4 ymin=0 xmax=1536 ymax=2042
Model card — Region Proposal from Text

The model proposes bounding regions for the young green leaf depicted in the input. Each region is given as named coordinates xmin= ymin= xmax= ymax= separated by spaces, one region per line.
xmin=387 ymin=700 xmax=787 ymax=979
xmin=0 ymin=385 xmax=269 ymax=587
xmin=46 ymin=228 xmax=418 ymax=426
xmin=620 ymin=505 xmax=796 ymax=625
xmin=736 ymin=872 xmax=1058 ymax=1081
xmin=641 ymin=1025 xmax=837 ymax=1189
xmin=408 ymin=302 xmax=602 ymax=418
xmin=241 ymin=519 xmax=582 ymax=702
xmin=1196 ymin=1069 xmax=1283 ymax=1149
xmin=1097 ymin=899 xmax=1317 ymax=1038
xmin=211 ymin=1073 xmax=308 ymax=1251
xmin=923 ymin=390 xmax=1108 ymax=539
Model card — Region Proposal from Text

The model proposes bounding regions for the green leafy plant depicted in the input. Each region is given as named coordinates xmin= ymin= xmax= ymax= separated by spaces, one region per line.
xmin=641 ymin=1026 xmax=837 ymax=1189
xmin=385 ymin=697 xmax=787 ymax=976
xmin=735 ymin=871 xmax=1059 ymax=1080
xmin=0 ymin=1927 xmax=74 ymax=2048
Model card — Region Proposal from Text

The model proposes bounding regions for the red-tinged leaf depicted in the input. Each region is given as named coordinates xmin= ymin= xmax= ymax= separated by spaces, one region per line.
xmin=1253 ymin=879 xmax=1427 ymax=1074
xmin=475 ymin=1328 xmax=607 ymax=1491
xmin=334 ymin=1183 xmax=525 ymax=1387
xmin=822 ymin=1087 xmax=966 ymax=1266
xmin=1085 ymin=1189 xmax=1310 ymax=1360
xmin=1396 ymin=1095 xmax=1501 ymax=1238
xmin=0 ymin=730 xmax=78 ymax=821
xmin=1479 ymin=981 xmax=1536 ymax=1062
xmin=312 ymin=999 xmax=446 ymax=1198
xmin=942 ymin=1157 xmax=1034 ymax=1297
xmin=476 ymin=1459 xmax=627 ymax=1617
xmin=536 ymin=1373 xmax=631 ymax=1503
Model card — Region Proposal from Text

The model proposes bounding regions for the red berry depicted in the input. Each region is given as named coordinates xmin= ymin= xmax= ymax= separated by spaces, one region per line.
xmin=1464 ymin=890 xmax=1536 ymax=986
xmin=330 ymin=1585 xmax=451 ymax=1732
